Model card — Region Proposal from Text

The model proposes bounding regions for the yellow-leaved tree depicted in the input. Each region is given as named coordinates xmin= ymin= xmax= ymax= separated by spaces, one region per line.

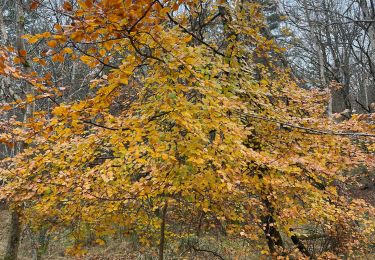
xmin=0 ymin=0 xmax=374 ymax=258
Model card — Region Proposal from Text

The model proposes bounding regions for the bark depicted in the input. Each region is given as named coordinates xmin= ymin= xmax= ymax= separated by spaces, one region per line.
xmin=261 ymin=215 xmax=284 ymax=254
xmin=0 ymin=0 xmax=8 ymax=45
xmin=261 ymin=200 xmax=284 ymax=254
xmin=158 ymin=201 xmax=168 ymax=260
xmin=358 ymin=0 xmax=375 ymax=108
xmin=359 ymin=0 xmax=375 ymax=53
xmin=4 ymin=211 xmax=21 ymax=260
xmin=290 ymin=229 xmax=311 ymax=257
xmin=33 ymin=228 xmax=49 ymax=260
xmin=5 ymin=1 xmax=30 ymax=258
xmin=302 ymin=0 xmax=327 ymax=88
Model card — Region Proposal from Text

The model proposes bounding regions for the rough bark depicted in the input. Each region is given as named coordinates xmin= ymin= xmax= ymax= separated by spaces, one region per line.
xmin=302 ymin=0 xmax=327 ymax=87
xmin=261 ymin=214 xmax=284 ymax=254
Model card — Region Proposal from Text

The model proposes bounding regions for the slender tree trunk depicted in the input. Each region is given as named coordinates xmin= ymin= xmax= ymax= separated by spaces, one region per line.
xmin=302 ymin=0 xmax=327 ymax=87
xmin=158 ymin=201 xmax=168 ymax=260
xmin=5 ymin=1 xmax=30 ymax=258
xmin=4 ymin=211 xmax=21 ymax=260
xmin=359 ymin=0 xmax=375 ymax=53
xmin=0 ymin=0 xmax=8 ymax=46
xmin=33 ymin=227 xmax=49 ymax=260
xmin=359 ymin=0 xmax=375 ymax=108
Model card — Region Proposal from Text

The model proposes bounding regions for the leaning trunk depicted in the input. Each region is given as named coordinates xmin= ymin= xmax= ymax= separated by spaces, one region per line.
xmin=261 ymin=199 xmax=284 ymax=254
xmin=261 ymin=214 xmax=284 ymax=254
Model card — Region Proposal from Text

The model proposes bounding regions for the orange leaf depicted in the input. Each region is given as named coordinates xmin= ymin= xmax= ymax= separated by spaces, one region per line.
xmin=79 ymin=0 xmax=93 ymax=8
xmin=19 ymin=49 xmax=27 ymax=57
xmin=30 ymin=1 xmax=40 ymax=10
xmin=71 ymin=31 xmax=84 ymax=42
xmin=63 ymin=1 xmax=73 ymax=11
xmin=47 ymin=40 xmax=58 ymax=48
xmin=52 ymin=54 xmax=65 ymax=62
xmin=63 ymin=47 xmax=73 ymax=54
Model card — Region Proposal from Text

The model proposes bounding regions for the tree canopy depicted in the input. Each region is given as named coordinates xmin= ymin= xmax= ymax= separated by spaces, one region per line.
xmin=0 ymin=0 xmax=374 ymax=258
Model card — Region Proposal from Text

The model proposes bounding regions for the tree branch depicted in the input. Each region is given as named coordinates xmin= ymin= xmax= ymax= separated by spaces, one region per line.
xmin=246 ymin=113 xmax=375 ymax=138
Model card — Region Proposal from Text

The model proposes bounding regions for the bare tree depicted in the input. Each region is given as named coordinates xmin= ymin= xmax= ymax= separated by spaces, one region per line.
xmin=280 ymin=0 xmax=375 ymax=115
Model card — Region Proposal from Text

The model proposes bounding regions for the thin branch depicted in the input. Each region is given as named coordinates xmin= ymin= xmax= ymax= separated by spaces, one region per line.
xmin=128 ymin=0 xmax=158 ymax=32
xmin=246 ymin=114 xmax=375 ymax=138
xmin=156 ymin=0 xmax=225 ymax=57
xmin=191 ymin=245 xmax=225 ymax=260
xmin=355 ymin=99 xmax=371 ymax=113
xmin=71 ymin=42 xmax=119 ymax=69
xmin=81 ymin=120 xmax=119 ymax=131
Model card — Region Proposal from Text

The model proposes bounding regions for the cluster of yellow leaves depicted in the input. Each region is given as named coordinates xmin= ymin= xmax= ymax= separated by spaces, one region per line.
xmin=0 ymin=0 xmax=374 ymax=257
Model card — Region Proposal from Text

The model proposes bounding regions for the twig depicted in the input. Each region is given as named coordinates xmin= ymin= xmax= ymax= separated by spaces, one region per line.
xmin=128 ymin=0 xmax=158 ymax=32
xmin=191 ymin=245 xmax=225 ymax=260
xmin=156 ymin=0 xmax=225 ymax=57
xmin=81 ymin=120 xmax=120 ymax=131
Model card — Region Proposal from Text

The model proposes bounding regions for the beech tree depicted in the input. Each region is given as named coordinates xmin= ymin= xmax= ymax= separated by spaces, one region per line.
xmin=0 ymin=0 xmax=374 ymax=258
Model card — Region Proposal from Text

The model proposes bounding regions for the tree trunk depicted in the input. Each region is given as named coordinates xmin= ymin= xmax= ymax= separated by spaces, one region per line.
xmin=4 ymin=1 xmax=31 ymax=258
xmin=4 ymin=211 xmax=21 ymax=260
xmin=261 ymin=214 xmax=284 ymax=254
xmin=158 ymin=201 xmax=168 ymax=260
xmin=302 ymin=0 xmax=327 ymax=88
xmin=261 ymin=200 xmax=284 ymax=255
xmin=359 ymin=0 xmax=375 ymax=109
xmin=290 ymin=229 xmax=310 ymax=257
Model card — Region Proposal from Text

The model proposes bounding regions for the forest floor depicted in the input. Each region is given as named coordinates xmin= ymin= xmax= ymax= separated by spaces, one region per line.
xmin=1 ymin=209 xmax=375 ymax=259
xmin=0 ymin=210 xmax=261 ymax=260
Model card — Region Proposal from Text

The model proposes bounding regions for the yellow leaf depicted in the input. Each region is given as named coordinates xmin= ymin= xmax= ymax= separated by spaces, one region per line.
xmin=63 ymin=47 xmax=73 ymax=54
xmin=95 ymin=239 xmax=105 ymax=246
xmin=103 ymin=40 xmax=114 ymax=51
xmin=80 ymin=55 xmax=94 ymax=64
xmin=183 ymin=35 xmax=193 ymax=43
xmin=19 ymin=49 xmax=27 ymax=57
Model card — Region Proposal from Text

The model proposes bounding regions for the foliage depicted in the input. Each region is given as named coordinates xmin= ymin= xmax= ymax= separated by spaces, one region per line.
xmin=0 ymin=0 xmax=374 ymax=257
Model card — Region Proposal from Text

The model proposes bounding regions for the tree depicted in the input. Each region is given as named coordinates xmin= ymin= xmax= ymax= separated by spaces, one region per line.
xmin=0 ymin=0 xmax=374 ymax=258
xmin=281 ymin=0 xmax=375 ymax=115
xmin=0 ymin=0 xmax=97 ymax=258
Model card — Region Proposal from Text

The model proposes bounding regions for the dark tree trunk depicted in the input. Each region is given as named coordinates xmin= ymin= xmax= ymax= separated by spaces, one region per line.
xmin=261 ymin=214 xmax=284 ymax=254
xmin=290 ymin=228 xmax=310 ymax=257
xmin=158 ymin=201 xmax=168 ymax=260
xmin=261 ymin=199 xmax=284 ymax=254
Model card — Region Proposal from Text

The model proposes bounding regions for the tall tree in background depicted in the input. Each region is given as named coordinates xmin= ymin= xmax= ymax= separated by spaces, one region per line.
xmin=0 ymin=0 xmax=97 ymax=258
xmin=281 ymin=0 xmax=375 ymax=115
